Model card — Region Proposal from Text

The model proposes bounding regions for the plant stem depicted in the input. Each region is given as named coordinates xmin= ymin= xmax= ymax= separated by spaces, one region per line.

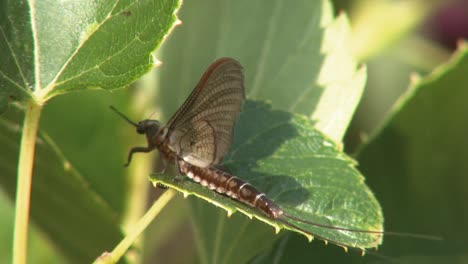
xmin=12 ymin=100 xmax=43 ymax=264
xmin=120 ymin=154 xmax=153 ymax=263
xmin=94 ymin=189 xmax=177 ymax=264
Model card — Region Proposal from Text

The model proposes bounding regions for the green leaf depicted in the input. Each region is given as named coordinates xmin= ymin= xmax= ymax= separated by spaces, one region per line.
xmin=0 ymin=0 xmax=182 ymax=262
xmin=150 ymin=0 xmax=370 ymax=262
xmin=150 ymin=101 xmax=383 ymax=263
xmin=0 ymin=111 xmax=124 ymax=263
xmin=0 ymin=0 xmax=33 ymax=112
xmin=0 ymin=0 xmax=181 ymax=109
xmin=251 ymin=43 xmax=468 ymax=264
xmin=356 ymin=43 xmax=468 ymax=261
xmin=158 ymin=0 xmax=365 ymax=143
xmin=311 ymin=11 xmax=366 ymax=143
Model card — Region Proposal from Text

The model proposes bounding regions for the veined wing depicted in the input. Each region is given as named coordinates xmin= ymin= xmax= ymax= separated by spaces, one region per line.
xmin=166 ymin=58 xmax=245 ymax=168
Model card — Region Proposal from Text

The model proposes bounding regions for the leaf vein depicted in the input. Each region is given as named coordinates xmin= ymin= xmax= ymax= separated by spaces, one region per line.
xmin=42 ymin=0 xmax=126 ymax=95
xmin=0 ymin=25 xmax=29 ymax=88
xmin=248 ymin=0 xmax=283 ymax=97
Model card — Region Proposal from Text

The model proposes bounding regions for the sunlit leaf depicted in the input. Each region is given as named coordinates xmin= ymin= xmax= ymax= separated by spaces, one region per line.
xmin=0 ymin=0 xmax=182 ymax=262
xmin=255 ymin=41 xmax=468 ymax=264
xmin=158 ymin=0 xmax=364 ymax=143
xmin=150 ymin=101 xmax=383 ymax=263
xmin=151 ymin=0 xmax=370 ymax=262
xmin=0 ymin=0 xmax=180 ymax=109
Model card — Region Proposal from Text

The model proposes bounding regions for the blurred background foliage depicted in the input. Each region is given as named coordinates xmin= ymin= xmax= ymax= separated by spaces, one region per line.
xmin=1 ymin=0 xmax=468 ymax=263
xmin=339 ymin=0 xmax=464 ymax=151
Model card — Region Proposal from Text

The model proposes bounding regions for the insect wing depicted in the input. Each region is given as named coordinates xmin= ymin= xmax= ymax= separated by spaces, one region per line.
xmin=166 ymin=58 xmax=245 ymax=167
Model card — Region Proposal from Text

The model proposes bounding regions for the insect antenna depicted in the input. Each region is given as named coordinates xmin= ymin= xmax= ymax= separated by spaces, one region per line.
xmin=109 ymin=105 xmax=138 ymax=127
xmin=276 ymin=217 xmax=355 ymax=253
xmin=277 ymin=215 xmax=442 ymax=260
xmin=279 ymin=217 xmax=406 ymax=263
xmin=147 ymin=109 xmax=159 ymax=120
xmin=280 ymin=213 xmax=442 ymax=241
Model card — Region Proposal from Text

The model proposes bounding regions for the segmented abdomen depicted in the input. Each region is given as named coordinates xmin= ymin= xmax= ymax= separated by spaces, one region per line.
xmin=158 ymin=140 xmax=283 ymax=219
xmin=179 ymin=161 xmax=284 ymax=219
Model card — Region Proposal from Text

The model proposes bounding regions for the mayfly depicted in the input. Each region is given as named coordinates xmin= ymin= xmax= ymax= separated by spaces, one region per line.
xmin=111 ymin=57 xmax=386 ymax=252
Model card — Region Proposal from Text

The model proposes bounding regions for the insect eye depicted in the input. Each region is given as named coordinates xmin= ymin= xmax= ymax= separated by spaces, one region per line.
xmin=136 ymin=123 xmax=146 ymax=134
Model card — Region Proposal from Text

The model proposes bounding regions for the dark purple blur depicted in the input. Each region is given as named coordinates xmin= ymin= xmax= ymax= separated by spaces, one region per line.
xmin=424 ymin=1 xmax=468 ymax=49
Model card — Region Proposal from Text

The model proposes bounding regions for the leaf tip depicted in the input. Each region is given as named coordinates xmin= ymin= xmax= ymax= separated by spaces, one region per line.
xmin=342 ymin=245 xmax=348 ymax=253
xmin=274 ymin=225 xmax=281 ymax=234
xmin=409 ymin=72 xmax=422 ymax=86
xmin=154 ymin=58 xmax=163 ymax=67
xmin=226 ymin=210 xmax=233 ymax=217
xmin=63 ymin=161 xmax=71 ymax=171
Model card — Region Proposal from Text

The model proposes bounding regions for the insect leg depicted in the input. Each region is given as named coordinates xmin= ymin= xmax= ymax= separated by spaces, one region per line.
xmin=173 ymin=158 xmax=186 ymax=182
xmin=154 ymin=155 xmax=169 ymax=189
xmin=175 ymin=158 xmax=184 ymax=175
xmin=154 ymin=154 xmax=167 ymax=174
xmin=125 ymin=146 xmax=155 ymax=167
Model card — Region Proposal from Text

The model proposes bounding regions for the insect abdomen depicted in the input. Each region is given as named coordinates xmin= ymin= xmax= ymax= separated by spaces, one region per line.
xmin=181 ymin=162 xmax=283 ymax=219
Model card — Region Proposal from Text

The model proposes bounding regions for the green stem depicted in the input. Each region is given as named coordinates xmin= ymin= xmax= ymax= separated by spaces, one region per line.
xmin=94 ymin=189 xmax=177 ymax=264
xmin=12 ymin=100 xmax=43 ymax=264
xmin=120 ymin=155 xmax=153 ymax=263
